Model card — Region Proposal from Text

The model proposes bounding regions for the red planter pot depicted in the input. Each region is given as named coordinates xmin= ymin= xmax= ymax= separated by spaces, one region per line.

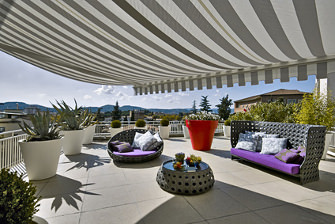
xmin=186 ymin=120 xmax=218 ymax=151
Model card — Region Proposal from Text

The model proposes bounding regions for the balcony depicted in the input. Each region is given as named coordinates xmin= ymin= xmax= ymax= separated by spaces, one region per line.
xmin=26 ymin=136 xmax=335 ymax=224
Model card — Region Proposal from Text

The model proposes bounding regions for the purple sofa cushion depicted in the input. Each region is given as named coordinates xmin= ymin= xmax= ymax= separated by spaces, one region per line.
xmin=275 ymin=149 xmax=300 ymax=163
xmin=113 ymin=149 xmax=156 ymax=157
xmin=109 ymin=140 xmax=121 ymax=151
xmin=115 ymin=143 xmax=133 ymax=153
xmin=231 ymin=148 xmax=300 ymax=175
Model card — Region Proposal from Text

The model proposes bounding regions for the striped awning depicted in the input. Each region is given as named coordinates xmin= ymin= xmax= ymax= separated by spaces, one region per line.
xmin=1 ymin=0 xmax=335 ymax=95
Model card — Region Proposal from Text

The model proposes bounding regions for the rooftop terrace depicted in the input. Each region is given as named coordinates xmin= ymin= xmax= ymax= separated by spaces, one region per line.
xmin=30 ymin=137 xmax=335 ymax=224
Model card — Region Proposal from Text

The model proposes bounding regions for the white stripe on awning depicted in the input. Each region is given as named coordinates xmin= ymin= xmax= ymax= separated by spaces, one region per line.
xmin=0 ymin=0 xmax=334 ymax=94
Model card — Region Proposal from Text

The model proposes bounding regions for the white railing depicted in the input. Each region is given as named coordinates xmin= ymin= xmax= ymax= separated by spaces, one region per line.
xmin=0 ymin=132 xmax=27 ymax=169
xmin=95 ymin=120 xmax=224 ymax=138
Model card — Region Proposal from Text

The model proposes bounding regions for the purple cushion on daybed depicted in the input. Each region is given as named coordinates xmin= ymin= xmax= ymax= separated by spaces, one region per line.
xmin=113 ymin=149 xmax=156 ymax=157
xmin=231 ymin=148 xmax=300 ymax=175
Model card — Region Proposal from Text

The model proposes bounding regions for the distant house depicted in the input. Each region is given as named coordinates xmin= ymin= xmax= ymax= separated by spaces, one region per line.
xmin=0 ymin=110 xmax=28 ymax=133
xmin=234 ymin=89 xmax=309 ymax=113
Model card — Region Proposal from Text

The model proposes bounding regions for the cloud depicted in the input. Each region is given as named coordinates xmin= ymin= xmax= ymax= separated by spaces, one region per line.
xmin=94 ymin=85 xmax=115 ymax=95
xmin=177 ymin=92 xmax=189 ymax=96
xmin=37 ymin=93 xmax=47 ymax=98
xmin=83 ymin=94 xmax=92 ymax=100
xmin=151 ymin=95 xmax=163 ymax=101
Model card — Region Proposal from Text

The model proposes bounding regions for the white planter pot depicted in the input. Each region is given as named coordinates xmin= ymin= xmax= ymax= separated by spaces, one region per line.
xmin=159 ymin=126 xmax=170 ymax=139
xmin=82 ymin=124 xmax=96 ymax=144
xmin=19 ymin=138 xmax=62 ymax=180
xmin=110 ymin=127 xmax=123 ymax=137
xmin=322 ymin=133 xmax=333 ymax=159
xmin=134 ymin=126 xmax=147 ymax=130
xmin=60 ymin=130 xmax=84 ymax=155
xmin=182 ymin=125 xmax=190 ymax=139
xmin=224 ymin=125 xmax=231 ymax=138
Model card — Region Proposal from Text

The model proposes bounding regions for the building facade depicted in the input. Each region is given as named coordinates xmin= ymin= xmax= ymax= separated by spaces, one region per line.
xmin=234 ymin=89 xmax=309 ymax=113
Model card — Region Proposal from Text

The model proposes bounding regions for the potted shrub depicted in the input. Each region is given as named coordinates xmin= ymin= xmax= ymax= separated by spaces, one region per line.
xmin=135 ymin=119 xmax=147 ymax=129
xmin=223 ymin=119 xmax=231 ymax=138
xmin=0 ymin=169 xmax=40 ymax=223
xmin=19 ymin=111 xmax=62 ymax=180
xmin=52 ymin=100 xmax=84 ymax=155
xmin=295 ymin=91 xmax=335 ymax=159
xmin=185 ymin=111 xmax=220 ymax=151
xmin=81 ymin=110 xmax=97 ymax=144
xmin=159 ymin=118 xmax=170 ymax=139
xmin=110 ymin=120 xmax=122 ymax=137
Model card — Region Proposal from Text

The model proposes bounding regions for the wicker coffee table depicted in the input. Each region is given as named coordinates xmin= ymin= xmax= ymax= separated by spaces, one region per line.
xmin=156 ymin=160 xmax=215 ymax=195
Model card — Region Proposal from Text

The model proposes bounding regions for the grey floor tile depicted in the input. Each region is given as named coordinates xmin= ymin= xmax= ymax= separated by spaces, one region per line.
xmin=80 ymin=203 xmax=141 ymax=224
xmin=255 ymin=204 xmax=332 ymax=224
xmin=185 ymin=188 xmax=249 ymax=220
xmin=137 ymin=196 xmax=204 ymax=224
xmin=207 ymin=212 xmax=268 ymax=224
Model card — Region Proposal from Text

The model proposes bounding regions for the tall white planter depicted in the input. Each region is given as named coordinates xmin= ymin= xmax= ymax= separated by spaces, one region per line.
xmin=182 ymin=125 xmax=190 ymax=139
xmin=322 ymin=133 xmax=333 ymax=159
xmin=82 ymin=124 xmax=96 ymax=144
xmin=61 ymin=130 xmax=84 ymax=155
xmin=159 ymin=126 xmax=170 ymax=139
xmin=110 ymin=127 xmax=123 ymax=137
xmin=224 ymin=125 xmax=231 ymax=138
xmin=19 ymin=138 xmax=63 ymax=180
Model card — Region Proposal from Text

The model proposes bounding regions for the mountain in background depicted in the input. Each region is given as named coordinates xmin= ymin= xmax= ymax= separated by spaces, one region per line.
xmin=0 ymin=101 xmax=223 ymax=114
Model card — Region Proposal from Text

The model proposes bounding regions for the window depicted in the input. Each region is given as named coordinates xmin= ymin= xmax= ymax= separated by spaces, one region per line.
xmin=0 ymin=127 xmax=5 ymax=133
xmin=287 ymin=99 xmax=296 ymax=104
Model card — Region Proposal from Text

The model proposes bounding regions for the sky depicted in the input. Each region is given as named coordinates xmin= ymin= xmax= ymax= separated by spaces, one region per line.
xmin=0 ymin=51 xmax=316 ymax=109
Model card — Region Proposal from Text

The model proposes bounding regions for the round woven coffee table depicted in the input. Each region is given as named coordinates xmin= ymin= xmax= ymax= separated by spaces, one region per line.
xmin=156 ymin=160 xmax=215 ymax=195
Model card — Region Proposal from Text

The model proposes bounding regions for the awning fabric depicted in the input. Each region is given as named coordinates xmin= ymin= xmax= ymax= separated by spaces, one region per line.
xmin=1 ymin=0 xmax=335 ymax=95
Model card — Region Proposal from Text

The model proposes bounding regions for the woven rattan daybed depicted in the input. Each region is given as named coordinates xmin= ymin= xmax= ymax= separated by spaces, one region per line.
xmin=107 ymin=129 xmax=164 ymax=163
xmin=230 ymin=121 xmax=326 ymax=184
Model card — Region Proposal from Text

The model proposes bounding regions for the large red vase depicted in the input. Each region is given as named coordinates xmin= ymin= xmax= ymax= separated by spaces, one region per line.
xmin=186 ymin=120 xmax=218 ymax=151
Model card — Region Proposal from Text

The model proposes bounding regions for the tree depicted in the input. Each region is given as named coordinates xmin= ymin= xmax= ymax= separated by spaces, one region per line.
xmin=199 ymin=96 xmax=212 ymax=112
xmin=216 ymin=94 xmax=233 ymax=120
xmin=111 ymin=101 xmax=122 ymax=120
xmin=96 ymin=108 xmax=104 ymax=121
xmin=191 ymin=100 xmax=197 ymax=113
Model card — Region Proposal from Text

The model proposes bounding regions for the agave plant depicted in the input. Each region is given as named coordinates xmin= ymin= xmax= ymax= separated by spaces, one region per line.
xmin=81 ymin=109 xmax=98 ymax=128
xmin=51 ymin=99 xmax=84 ymax=130
xmin=19 ymin=111 xmax=60 ymax=141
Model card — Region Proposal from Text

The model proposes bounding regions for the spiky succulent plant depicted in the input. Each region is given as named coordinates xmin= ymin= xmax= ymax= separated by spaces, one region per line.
xmin=51 ymin=99 xmax=84 ymax=130
xmin=19 ymin=111 xmax=60 ymax=141
xmin=81 ymin=109 xmax=98 ymax=128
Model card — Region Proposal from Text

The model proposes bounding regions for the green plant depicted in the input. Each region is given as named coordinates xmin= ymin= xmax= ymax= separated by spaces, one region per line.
xmin=216 ymin=94 xmax=233 ymax=120
xmin=19 ymin=111 xmax=60 ymax=141
xmin=224 ymin=119 xmax=231 ymax=126
xmin=227 ymin=100 xmax=297 ymax=123
xmin=295 ymin=91 xmax=335 ymax=131
xmin=111 ymin=120 xmax=121 ymax=128
xmin=199 ymin=96 xmax=212 ymax=112
xmin=0 ymin=169 xmax=40 ymax=224
xmin=51 ymin=99 xmax=84 ymax=130
xmin=135 ymin=119 xmax=146 ymax=127
xmin=160 ymin=119 xmax=169 ymax=126
xmin=81 ymin=109 xmax=97 ymax=128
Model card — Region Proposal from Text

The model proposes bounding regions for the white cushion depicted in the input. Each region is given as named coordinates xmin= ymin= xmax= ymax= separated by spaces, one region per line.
xmin=235 ymin=141 xmax=256 ymax=151
xmin=138 ymin=131 xmax=158 ymax=151
xmin=154 ymin=133 xmax=163 ymax=142
xmin=260 ymin=138 xmax=287 ymax=155
xmin=132 ymin=132 xmax=143 ymax=148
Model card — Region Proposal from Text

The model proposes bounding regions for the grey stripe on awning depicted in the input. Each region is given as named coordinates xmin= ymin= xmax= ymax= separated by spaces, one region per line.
xmin=0 ymin=0 xmax=334 ymax=94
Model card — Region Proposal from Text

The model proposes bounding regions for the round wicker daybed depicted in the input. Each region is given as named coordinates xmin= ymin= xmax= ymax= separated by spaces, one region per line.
xmin=107 ymin=129 xmax=164 ymax=163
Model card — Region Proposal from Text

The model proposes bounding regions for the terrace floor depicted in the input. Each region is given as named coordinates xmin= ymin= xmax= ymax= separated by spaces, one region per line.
xmin=30 ymin=137 xmax=335 ymax=224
